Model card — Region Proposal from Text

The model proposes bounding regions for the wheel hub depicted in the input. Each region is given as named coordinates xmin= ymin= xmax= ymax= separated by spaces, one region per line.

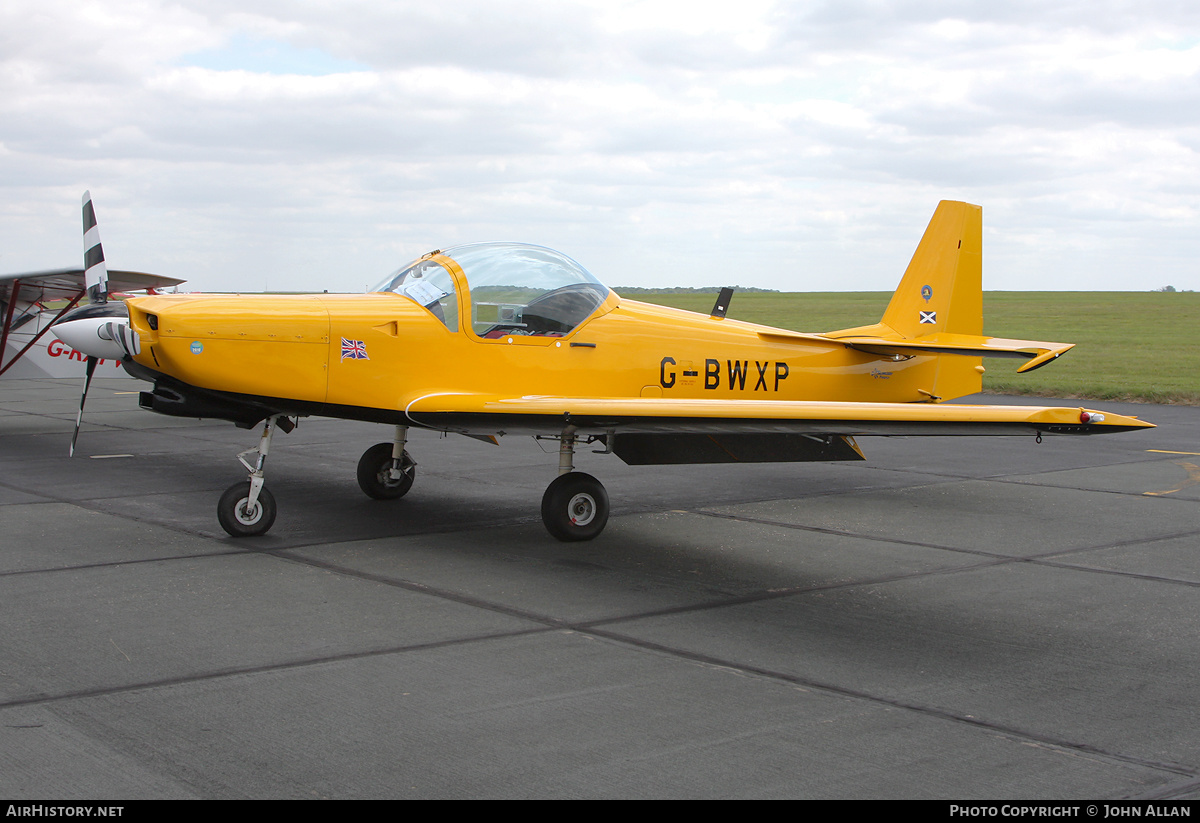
xmin=236 ymin=499 xmax=263 ymax=526
xmin=568 ymin=492 xmax=596 ymax=526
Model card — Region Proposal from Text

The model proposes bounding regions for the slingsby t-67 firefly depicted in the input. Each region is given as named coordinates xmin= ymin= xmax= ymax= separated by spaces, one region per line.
xmin=54 ymin=195 xmax=1152 ymax=540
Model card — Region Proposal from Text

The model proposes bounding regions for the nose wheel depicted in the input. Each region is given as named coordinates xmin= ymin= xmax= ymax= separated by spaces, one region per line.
xmin=217 ymin=415 xmax=289 ymax=538
xmin=217 ymin=482 xmax=277 ymax=537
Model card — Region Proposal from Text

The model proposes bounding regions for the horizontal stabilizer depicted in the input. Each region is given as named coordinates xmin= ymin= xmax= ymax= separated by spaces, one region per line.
xmin=826 ymin=330 xmax=1074 ymax=373
xmin=760 ymin=327 xmax=1074 ymax=373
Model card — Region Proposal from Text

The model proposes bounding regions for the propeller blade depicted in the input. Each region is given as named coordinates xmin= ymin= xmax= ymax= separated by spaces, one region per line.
xmin=70 ymin=355 xmax=98 ymax=457
xmin=65 ymin=194 xmax=117 ymax=455
xmin=82 ymin=190 xmax=109 ymax=305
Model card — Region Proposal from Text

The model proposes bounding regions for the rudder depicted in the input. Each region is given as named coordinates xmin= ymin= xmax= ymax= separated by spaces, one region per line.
xmin=823 ymin=201 xmax=1070 ymax=401
xmin=880 ymin=200 xmax=982 ymax=339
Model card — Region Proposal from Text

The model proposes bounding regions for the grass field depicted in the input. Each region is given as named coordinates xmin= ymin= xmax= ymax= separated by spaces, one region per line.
xmin=622 ymin=290 xmax=1200 ymax=405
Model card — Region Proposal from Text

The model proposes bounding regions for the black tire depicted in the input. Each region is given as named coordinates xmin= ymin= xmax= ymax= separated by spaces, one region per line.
xmin=357 ymin=443 xmax=416 ymax=500
xmin=217 ymin=482 xmax=277 ymax=537
xmin=540 ymin=472 xmax=609 ymax=542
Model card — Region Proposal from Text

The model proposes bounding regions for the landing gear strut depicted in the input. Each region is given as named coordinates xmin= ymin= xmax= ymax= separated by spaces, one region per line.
xmin=217 ymin=415 xmax=291 ymax=537
xmin=540 ymin=430 xmax=609 ymax=542
xmin=357 ymin=425 xmax=417 ymax=499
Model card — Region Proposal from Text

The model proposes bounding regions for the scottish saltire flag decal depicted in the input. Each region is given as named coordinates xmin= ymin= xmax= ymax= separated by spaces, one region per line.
xmin=341 ymin=338 xmax=370 ymax=361
xmin=919 ymin=311 xmax=937 ymax=324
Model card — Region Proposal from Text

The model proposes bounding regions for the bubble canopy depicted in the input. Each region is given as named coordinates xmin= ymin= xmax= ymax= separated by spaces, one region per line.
xmin=374 ymin=243 xmax=611 ymax=337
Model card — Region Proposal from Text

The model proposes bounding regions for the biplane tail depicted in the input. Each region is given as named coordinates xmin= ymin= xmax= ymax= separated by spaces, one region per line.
xmin=823 ymin=201 xmax=1072 ymax=401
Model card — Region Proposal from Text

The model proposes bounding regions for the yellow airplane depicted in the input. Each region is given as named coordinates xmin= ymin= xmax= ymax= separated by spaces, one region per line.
xmin=54 ymin=197 xmax=1153 ymax=540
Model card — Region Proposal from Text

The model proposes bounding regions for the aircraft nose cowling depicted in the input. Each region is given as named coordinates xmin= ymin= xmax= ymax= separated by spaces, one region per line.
xmin=53 ymin=303 xmax=139 ymax=360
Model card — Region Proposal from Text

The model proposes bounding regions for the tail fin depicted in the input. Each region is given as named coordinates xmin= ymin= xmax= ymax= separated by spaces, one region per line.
xmin=880 ymin=200 xmax=981 ymax=338
xmin=82 ymin=191 xmax=109 ymax=304
xmin=822 ymin=201 xmax=1071 ymax=401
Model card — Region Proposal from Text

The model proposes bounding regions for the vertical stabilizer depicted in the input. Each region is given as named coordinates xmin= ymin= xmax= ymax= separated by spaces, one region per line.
xmin=824 ymin=202 xmax=1075 ymax=401
xmin=880 ymin=200 xmax=981 ymax=339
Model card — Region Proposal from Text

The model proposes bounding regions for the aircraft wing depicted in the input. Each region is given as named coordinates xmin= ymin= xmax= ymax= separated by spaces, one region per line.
xmin=1 ymin=268 xmax=183 ymax=379
xmin=0 ymin=268 xmax=184 ymax=304
xmin=405 ymin=394 xmax=1153 ymax=438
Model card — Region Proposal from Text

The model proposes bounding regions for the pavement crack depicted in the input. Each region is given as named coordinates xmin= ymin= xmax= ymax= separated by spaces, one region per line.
xmin=690 ymin=510 xmax=1200 ymax=588
xmin=0 ymin=626 xmax=551 ymax=711
xmin=575 ymin=627 xmax=1200 ymax=781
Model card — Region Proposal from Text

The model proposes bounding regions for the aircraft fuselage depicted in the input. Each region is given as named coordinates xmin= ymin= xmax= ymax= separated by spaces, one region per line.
xmin=122 ymin=291 xmax=960 ymax=419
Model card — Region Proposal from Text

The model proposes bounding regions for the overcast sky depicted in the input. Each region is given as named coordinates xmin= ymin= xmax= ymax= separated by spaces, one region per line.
xmin=2 ymin=1 xmax=1199 ymax=294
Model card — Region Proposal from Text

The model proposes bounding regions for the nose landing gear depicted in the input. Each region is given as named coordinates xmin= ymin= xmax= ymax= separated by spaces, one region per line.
xmin=217 ymin=415 xmax=292 ymax=537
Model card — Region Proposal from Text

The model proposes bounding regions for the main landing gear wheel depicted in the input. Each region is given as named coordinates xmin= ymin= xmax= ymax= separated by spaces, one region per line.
xmin=217 ymin=482 xmax=277 ymax=537
xmin=357 ymin=442 xmax=416 ymax=500
xmin=541 ymin=472 xmax=609 ymax=542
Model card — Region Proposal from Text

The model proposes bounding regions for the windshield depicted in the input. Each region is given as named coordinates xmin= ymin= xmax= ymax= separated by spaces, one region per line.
xmin=446 ymin=243 xmax=610 ymax=337
xmin=376 ymin=243 xmax=609 ymax=338
xmin=373 ymin=255 xmax=459 ymax=330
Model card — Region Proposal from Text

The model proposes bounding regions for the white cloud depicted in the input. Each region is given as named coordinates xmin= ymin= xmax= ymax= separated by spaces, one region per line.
xmin=1 ymin=0 xmax=1199 ymax=295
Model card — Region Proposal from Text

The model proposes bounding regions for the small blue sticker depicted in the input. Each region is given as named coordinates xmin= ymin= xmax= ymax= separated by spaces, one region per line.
xmin=921 ymin=285 xmax=933 ymax=303
xmin=190 ymin=341 xmax=203 ymax=355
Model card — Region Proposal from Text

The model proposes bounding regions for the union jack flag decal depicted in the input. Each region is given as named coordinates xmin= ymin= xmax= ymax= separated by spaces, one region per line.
xmin=341 ymin=338 xmax=370 ymax=361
